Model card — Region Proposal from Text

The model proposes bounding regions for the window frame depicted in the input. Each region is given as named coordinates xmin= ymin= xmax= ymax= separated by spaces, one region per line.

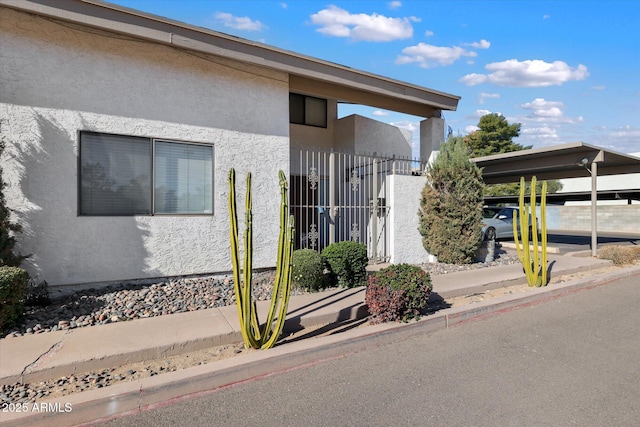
xmin=289 ymin=93 xmax=328 ymax=128
xmin=78 ymin=131 xmax=214 ymax=217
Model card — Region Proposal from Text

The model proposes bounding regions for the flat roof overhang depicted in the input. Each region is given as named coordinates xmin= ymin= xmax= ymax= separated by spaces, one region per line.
xmin=472 ymin=142 xmax=640 ymax=185
xmin=0 ymin=0 xmax=460 ymax=118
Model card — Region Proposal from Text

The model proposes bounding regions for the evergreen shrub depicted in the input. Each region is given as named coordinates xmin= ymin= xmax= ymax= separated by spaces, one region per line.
xmin=291 ymin=249 xmax=326 ymax=291
xmin=0 ymin=266 xmax=28 ymax=334
xmin=321 ymin=241 xmax=368 ymax=288
xmin=418 ymin=138 xmax=484 ymax=264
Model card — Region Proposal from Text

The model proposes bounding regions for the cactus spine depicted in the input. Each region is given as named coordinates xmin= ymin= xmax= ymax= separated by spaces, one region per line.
xmin=228 ymin=169 xmax=295 ymax=349
xmin=513 ymin=176 xmax=549 ymax=287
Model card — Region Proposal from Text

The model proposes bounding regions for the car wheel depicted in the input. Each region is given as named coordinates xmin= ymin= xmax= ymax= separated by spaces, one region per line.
xmin=485 ymin=227 xmax=496 ymax=241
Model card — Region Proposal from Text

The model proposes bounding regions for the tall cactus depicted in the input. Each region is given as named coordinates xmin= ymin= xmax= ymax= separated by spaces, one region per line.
xmin=513 ymin=176 xmax=548 ymax=287
xmin=228 ymin=168 xmax=295 ymax=349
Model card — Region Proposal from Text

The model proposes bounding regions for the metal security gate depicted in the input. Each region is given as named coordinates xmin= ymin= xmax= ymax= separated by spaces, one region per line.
xmin=290 ymin=148 xmax=391 ymax=262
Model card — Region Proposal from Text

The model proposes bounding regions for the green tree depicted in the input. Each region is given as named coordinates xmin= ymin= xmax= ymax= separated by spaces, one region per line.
xmin=0 ymin=142 xmax=26 ymax=267
xmin=465 ymin=113 xmax=562 ymax=195
xmin=484 ymin=180 xmax=563 ymax=197
xmin=464 ymin=113 xmax=528 ymax=157
xmin=418 ymin=138 xmax=484 ymax=264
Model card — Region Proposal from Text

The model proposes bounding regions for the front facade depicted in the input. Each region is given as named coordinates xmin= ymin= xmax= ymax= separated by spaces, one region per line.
xmin=0 ymin=0 xmax=459 ymax=287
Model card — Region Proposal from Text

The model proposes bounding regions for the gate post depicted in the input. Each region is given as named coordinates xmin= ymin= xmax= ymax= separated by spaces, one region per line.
xmin=371 ymin=158 xmax=378 ymax=263
xmin=329 ymin=150 xmax=336 ymax=245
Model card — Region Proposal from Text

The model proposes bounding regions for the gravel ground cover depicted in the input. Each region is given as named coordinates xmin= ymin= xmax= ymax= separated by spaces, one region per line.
xmin=4 ymin=251 xmax=520 ymax=339
xmin=1 ymin=250 xmax=522 ymax=405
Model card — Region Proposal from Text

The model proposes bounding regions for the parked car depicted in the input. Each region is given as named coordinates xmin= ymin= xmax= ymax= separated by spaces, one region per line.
xmin=481 ymin=206 xmax=519 ymax=241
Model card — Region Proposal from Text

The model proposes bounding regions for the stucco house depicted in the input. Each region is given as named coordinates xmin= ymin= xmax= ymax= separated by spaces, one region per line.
xmin=0 ymin=0 xmax=460 ymax=288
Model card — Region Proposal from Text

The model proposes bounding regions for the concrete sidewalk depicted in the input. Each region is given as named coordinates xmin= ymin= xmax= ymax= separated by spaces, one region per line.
xmin=0 ymin=253 xmax=613 ymax=386
xmin=2 ymin=253 xmax=635 ymax=427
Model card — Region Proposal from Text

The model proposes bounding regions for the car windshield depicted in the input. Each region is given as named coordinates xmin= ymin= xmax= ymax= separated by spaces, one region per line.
xmin=483 ymin=208 xmax=499 ymax=219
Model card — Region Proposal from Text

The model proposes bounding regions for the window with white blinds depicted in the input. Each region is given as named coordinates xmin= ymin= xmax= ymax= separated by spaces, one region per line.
xmin=154 ymin=141 xmax=213 ymax=214
xmin=79 ymin=132 xmax=213 ymax=216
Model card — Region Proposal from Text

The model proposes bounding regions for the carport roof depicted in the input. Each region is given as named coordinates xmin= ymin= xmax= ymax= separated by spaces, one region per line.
xmin=472 ymin=142 xmax=640 ymax=184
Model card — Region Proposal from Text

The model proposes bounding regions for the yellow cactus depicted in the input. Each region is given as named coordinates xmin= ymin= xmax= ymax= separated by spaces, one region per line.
xmin=228 ymin=169 xmax=295 ymax=349
xmin=513 ymin=176 xmax=549 ymax=287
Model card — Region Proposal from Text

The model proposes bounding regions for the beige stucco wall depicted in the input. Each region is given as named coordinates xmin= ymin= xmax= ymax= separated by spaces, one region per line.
xmin=335 ymin=114 xmax=412 ymax=158
xmin=0 ymin=8 xmax=290 ymax=286
xmin=289 ymin=99 xmax=338 ymax=151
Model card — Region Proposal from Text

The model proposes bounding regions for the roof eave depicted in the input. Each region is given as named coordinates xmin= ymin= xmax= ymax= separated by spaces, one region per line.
xmin=0 ymin=0 xmax=460 ymax=114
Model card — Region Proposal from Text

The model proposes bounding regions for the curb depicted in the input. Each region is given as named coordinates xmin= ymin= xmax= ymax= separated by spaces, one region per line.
xmin=2 ymin=264 xmax=639 ymax=427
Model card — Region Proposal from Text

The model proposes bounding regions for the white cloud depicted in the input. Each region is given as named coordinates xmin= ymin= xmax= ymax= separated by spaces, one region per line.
xmin=397 ymin=37 xmax=490 ymax=68
xmin=425 ymin=30 xmax=434 ymax=36
xmin=477 ymin=92 xmax=500 ymax=104
xmin=543 ymin=14 xmax=551 ymax=19
xmin=520 ymin=98 xmax=584 ymax=123
xmin=459 ymin=59 xmax=589 ymax=87
xmin=310 ymin=5 xmax=414 ymax=41
xmin=610 ymin=125 xmax=640 ymax=139
xmin=465 ymin=125 xmax=479 ymax=133
xmin=280 ymin=3 xmax=287 ymax=9
xmin=521 ymin=98 xmax=565 ymax=118
xmin=373 ymin=110 xmax=390 ymax=116
xmin=521 ymin=126 xmax=559 ymax=139
xmin=466 ymin=39 xmax=491 ymax=49
xmin=396 ymin=43 xmax=477 ymax=68
xmin=214 ymin=12 xmax=266 ymax=31
xmin=471 ymin=109 xmax=493 ymax=118
xmin=590 ymin=85 xmax=607 ymax=90
xmin=388 ymin=1 xmax=402 ymax=9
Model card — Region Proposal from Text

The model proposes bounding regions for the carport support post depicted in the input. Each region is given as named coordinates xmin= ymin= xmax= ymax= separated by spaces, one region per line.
xmin=591 ymin=160 xmax=598 ymax=257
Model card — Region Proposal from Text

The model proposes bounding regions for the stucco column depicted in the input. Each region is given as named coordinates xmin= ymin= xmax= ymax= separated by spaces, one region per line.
xmin=420 ymin=114 xmax=445 ymax=165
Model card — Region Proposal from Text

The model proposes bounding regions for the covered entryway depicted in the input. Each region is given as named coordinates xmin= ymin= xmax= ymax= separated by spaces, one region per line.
xmin=290 ymin=147 xmax=424 ymax=262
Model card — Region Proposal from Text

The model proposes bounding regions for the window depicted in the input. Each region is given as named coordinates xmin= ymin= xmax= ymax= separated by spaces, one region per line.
xmin=289 ymin=93 xmax=327 ymax=128
xmin=79 ymin=132 xmax=213 ymax=215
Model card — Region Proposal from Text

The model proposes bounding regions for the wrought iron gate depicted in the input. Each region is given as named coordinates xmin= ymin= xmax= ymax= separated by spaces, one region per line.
xmin=290 ymin=148 xmax=391 ymax=262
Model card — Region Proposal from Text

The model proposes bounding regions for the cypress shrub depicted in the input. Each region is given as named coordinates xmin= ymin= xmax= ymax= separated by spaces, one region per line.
xmin=418 ymin=138 xmax=484 ymax=264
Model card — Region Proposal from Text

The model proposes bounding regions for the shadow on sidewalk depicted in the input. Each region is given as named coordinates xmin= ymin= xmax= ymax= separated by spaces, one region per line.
xmin=421 ymin=292 xmax=452 ymax=315
xmin=277 ymin=291 xmax=454 ymax=345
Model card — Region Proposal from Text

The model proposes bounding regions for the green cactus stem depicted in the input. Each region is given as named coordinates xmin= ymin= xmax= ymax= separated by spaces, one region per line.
xmin=228 ymin=168 xmax=295 ymax=349
xmin=513 ymin=176 xmax=549 ymax=287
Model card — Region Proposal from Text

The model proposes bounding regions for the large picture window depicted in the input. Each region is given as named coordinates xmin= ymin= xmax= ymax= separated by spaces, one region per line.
xmin=289 ymin=93 xmax=327 ymax=128
xmin=79 ymin=132 xmax=213 ymax=216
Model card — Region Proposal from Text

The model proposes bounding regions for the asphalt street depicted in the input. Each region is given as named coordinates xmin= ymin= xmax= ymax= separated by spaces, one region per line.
xmin=102 ymin=275 xmax=640 ymax=427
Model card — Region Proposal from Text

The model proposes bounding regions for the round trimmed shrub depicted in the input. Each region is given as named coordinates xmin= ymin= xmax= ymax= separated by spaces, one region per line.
xmin=321 ymin=241 xmax=368 ymax=288
xmin=291 ymin=249 xmax=326 ymax=291
xmin=366 ymin=264 xmax=432 ymax=323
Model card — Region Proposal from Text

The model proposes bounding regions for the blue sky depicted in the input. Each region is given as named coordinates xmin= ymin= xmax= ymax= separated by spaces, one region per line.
xmin=108 ymin=0 xmax=639 ymax=156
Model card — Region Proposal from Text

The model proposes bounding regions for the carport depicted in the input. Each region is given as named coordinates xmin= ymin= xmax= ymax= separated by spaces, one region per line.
xmin=471 ymin=142 xmax=640 ymax=257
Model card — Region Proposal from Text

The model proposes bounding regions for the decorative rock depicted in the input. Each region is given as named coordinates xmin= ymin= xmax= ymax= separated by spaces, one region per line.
xmin=58 ymin=320 xmax=70 ymax=329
